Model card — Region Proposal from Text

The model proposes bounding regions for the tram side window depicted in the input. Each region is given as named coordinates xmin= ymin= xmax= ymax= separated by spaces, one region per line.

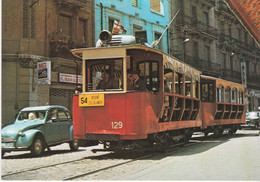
xmin=201 ymin=83 xmax=214 ymax=102
xmin=232 ymin=88 xmax=237 ymax=103
xmin=138 ymin=61 xmax=159 ymax=92
xmin=194 ymin=80 xmax=199 ymax=98
xmin=87 ymin=59 xmax=123 ymax=91
xmin=225 ymin=86 xmax=231 ymax=103
xmin=201 ymin=83 xmax=208 ymax=101
xmin=185 ymin=74 xmax=192 ymax=97
xmin=238 ymin=90 xmax=244 ymax=104
xmin=164 ymin=69 xmax=173 ymax=93
xmin=217 ymin=85 xmax=224 ymax=102
xmin=175 ymin=72 xmax=183 ymax=95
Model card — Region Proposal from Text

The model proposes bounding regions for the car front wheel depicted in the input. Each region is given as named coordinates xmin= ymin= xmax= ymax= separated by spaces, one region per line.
xmin=30 ymin=136 xmax=45 ymax=156
xmin=69 ymin=139 xmax=79 ymax=151
xmin=2 ymin=151 xmax=5 ymax=158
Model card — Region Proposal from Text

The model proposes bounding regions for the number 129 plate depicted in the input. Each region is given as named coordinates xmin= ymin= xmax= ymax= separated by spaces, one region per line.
xmin=79 ymin=94 xmax=104 ymax=107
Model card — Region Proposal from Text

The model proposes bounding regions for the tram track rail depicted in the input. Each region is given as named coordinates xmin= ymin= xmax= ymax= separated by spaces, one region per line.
xmin=3 ymin=133 xmax=240 ymax=180
xmin=1 ymin=157 xmax=88 ymax=178
xmin=2 ymin=143 xmax=192 ymax=180
xmin=64 ymin=143 xmax=198 ymax=180
xmin=63 ymin=153 xmax=154 ymax=180
xmin=2 ymin=151 xmax=155 ymax=180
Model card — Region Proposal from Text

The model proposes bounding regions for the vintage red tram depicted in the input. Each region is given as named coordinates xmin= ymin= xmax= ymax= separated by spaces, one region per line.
xmin=71 ymin=33 xmax=246 ymax=152
xmin=200 ymin=75 xmax=246 ymax=135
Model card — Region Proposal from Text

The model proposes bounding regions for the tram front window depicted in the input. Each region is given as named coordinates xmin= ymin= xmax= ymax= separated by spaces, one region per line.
xmin=87 ymin=59 xmax=123 ymax=91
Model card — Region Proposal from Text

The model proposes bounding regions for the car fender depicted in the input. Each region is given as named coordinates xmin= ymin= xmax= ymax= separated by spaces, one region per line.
xmin=69 ymin=125 xmax=74 ymax=141
xmin=16 ymin=129 xmax=44 ymax=148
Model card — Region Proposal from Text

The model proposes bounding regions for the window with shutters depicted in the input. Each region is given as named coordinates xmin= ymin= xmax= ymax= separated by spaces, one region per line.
xmin=31 ymin=6 xmax=36 ymax=39
xmin=23 ymin=0 xmax=29 ymax=38
xmin=133 ymin=24 xmax=143 ymax=34
xmin=154 ymin=32 xmax=163 ymax=50
xmin=150 ymin=0 xmax=164 ymax=15
xmin=79 ymin=19 xmax=87 ymax=47
xmin=132 ymin=0 xmax=138 ymax=7
xmin=23 ymin=0 xmax=36 ymax=39
xmin=58 ymin=14 xmax=72 ymax=38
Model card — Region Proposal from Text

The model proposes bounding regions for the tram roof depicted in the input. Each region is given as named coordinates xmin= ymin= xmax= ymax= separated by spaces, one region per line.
xmin=71 ymin=45 xmax=166 ymax=59
xmin=71 ymin=45 xmax=202 ymax=78
xmin=201 ymin=75 xmax=246 ymax=89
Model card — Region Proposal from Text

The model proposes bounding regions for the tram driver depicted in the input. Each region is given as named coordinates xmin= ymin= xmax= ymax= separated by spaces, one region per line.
xmin=127 ymin=70 xmax=146 ymax=91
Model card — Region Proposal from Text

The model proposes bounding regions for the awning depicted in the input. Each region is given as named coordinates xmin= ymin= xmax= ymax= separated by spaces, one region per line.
xmin=224 ymin=0 xmax=260 ymax=46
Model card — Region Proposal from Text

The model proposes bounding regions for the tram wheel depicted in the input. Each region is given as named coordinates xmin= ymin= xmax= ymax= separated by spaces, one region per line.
xmin=213 ymin=127 xmax=223 ymax=137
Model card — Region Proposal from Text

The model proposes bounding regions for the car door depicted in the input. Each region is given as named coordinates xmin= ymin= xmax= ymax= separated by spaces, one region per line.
xmin=44 ymin=108 xmax=61 ymax=144
xmin=57 ymin=109 xmax=71 ymax=141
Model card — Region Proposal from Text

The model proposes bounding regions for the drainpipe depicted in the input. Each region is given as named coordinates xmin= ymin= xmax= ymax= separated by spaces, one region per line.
xmin=44 ymin=0 xmax=48 ymax=56
xmin=167 ymin=25 xmax=169 ymax=54
xmin=74 ymin=59 xmax=78 ymax=87
xmin=100 ymin=3 xmax=103 ymax=31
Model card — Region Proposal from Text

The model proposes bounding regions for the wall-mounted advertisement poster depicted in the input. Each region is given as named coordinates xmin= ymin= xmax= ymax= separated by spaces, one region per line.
xmin=37 ymin=61 xmax=51 ymax=85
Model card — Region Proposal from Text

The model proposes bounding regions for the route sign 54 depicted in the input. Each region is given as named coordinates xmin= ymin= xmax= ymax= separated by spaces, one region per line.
xmin=79 ymin=94 xmax=104 ymax=107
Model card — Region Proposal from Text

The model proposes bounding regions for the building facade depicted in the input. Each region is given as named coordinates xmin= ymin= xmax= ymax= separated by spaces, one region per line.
xmin=2 ymin=0 xmax=95 ymax=126
xmin=169 ymin=0 xmax=260 ymax=111
xmin=94 ymin=0 xmax=170 ymax=53
xmin=2 ymin=0 xmax=260 ymax=127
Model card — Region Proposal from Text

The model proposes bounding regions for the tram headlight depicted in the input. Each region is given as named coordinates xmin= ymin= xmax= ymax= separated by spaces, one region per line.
xmin=99 ymin=30 xmax=112 ymax=43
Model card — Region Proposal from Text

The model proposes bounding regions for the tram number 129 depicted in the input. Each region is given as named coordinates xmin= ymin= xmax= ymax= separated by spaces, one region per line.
xmin=111 ymin=121 xmax=123 ymax=129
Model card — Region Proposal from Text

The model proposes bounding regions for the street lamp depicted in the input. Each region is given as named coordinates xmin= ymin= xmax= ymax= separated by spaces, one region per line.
xmin=182 ymin=37 xmax=189 ymax=63
xmin=183 ymin=38 xmax=190 ymax=43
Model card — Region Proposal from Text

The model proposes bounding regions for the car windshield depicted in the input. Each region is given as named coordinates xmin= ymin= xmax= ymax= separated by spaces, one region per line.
xmin=17 ymin=111 xmax=46 ymax=121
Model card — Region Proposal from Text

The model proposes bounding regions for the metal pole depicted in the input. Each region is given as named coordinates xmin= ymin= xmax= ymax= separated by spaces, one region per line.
xmin=100 ymin=3 xmax=103 ymax=31
xmin=152 ymin=9 xmax=180 ymax=48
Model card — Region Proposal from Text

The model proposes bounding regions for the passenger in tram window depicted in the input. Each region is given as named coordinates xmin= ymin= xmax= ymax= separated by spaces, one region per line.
xmin=96 ymin=70 xmax=115 ymax=90
xmin=131 ymin=70 xmax=146 ymax=91
xmin=164 ymin=79 xmax=170 ymax=93
xmin=127 ymin=69 xmax=134 ymax=90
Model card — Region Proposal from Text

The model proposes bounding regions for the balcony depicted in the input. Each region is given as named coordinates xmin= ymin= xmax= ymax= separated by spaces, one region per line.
xmin=248 ymin=75 xmax=260 ymax=87
xmin=218 ymin=1 xmax=232 ymax=15
xmin=49 ymin=31 xmax=87 ymax=58
xmin=221 ymin=69 xmax=241 ymax=82
xmin=181 ymin=15 xmax=218 ymax=40
xmin=64 ymin=0 xmax=88 ymax=7
xmin=185 ymin=55 xmax=221 ymax=77
xmin=219 ymin=34 xmax=258 ymax=52
xmin=191 ymin=0 xmax=215 ymax=9
xmin=205 ymin=0 xmax=215 ymax=6
xmin=53 ymin=0 xmax=88 ymax=10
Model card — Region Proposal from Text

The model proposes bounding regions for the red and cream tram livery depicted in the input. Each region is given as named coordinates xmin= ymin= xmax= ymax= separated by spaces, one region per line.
xmin=200 ymin=75 xmax=246 ymax=135
xmin=71 ymin=38 xmax=245 ymax=152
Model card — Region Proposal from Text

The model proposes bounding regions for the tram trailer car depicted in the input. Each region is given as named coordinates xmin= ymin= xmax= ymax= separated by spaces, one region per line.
xmin=71 ymin=31 xmax=246 ymax=152
xmin=200 ymin=75 xmax=246 ymax=136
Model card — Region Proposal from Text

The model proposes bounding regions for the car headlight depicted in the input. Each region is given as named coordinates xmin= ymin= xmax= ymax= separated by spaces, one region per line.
xmin=18 ymin=130 xmax=25 ymax=137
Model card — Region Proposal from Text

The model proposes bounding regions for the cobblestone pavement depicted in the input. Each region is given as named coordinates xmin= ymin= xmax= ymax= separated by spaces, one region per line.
xmin=1 ymin=144 xmax=107 ymax=175
xmin=1 ymin=129 xmax=260 ymax=180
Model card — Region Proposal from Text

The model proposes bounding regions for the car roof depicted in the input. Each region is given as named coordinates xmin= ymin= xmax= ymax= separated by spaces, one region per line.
xmin=20 ymin=105 xmax=68 ymax=112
